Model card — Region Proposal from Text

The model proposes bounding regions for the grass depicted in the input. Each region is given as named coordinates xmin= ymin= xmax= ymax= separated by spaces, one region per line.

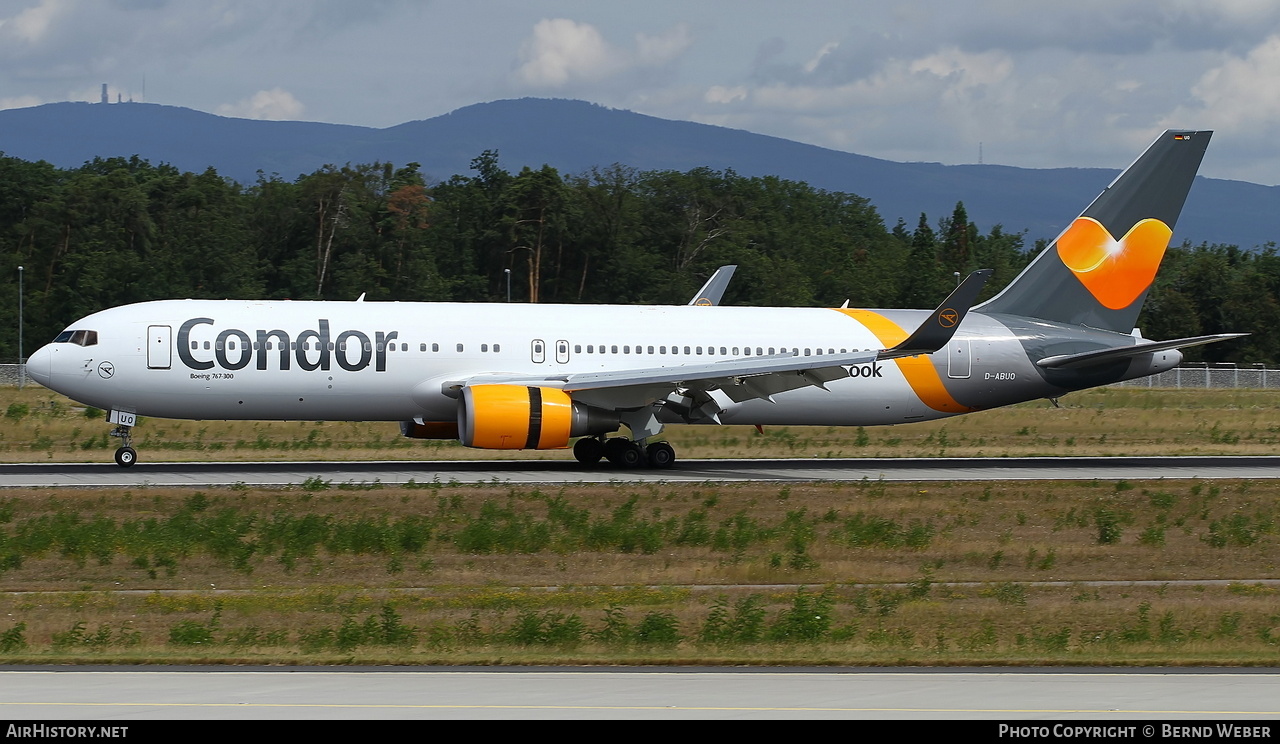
xmin=0 ymin=478 xmax=1278 ymax=665
xmin=3 ymin=385 xmax=1279 ymax=665
xmin=4 ymin=385 xmax=1280 ymax=463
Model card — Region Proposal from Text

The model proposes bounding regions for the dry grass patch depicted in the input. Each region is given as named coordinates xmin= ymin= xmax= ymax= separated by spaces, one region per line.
xmin=0 ymin=478 xmax=1277 ymax=664
xmin=0 ymin=480 xmax=1276 ymax=590
xmin=4 ymin=386 xmax=1280 ymax=463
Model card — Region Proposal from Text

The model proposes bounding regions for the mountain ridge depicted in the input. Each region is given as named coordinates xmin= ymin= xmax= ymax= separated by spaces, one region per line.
xmin=2 ymin=98 xmax=1275 ymax=248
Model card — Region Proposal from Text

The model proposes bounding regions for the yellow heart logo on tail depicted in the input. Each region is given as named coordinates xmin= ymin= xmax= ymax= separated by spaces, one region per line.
xmin=1056 ymin=216 xmax=1172 ymax=310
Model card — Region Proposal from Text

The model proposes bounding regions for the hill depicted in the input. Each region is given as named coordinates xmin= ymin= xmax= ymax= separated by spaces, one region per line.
xmin=1 ymin=98 xmax=1276 ymax=247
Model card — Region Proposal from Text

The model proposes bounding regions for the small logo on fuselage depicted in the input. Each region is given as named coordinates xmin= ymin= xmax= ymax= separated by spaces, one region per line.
xmin=97 ymin=362 xmax=115 ymax=379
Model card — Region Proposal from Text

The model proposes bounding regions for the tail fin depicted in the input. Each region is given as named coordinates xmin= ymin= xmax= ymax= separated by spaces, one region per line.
xmin=976 ymin=130 xmax=1211 ymax=332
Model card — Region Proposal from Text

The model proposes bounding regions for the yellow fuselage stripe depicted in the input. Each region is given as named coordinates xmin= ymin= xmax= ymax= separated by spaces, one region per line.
xmin=836 ymin=309 xmax=974 ymax=414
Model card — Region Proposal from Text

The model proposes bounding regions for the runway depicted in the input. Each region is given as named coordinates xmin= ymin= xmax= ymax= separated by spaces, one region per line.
xmin=2 ymin=666 xmax=1278 ymax=720
xmin=2 ymin=455 xmax=1280 ymax=488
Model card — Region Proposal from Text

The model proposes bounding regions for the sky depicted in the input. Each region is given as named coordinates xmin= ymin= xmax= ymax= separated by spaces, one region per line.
xmin=4 ymin=0 xmax=1280 ymax=184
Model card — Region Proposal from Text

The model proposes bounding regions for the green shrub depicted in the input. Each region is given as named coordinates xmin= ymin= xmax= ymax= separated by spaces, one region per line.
xmin=168 ymin=620 xmax=215 ymax=646
xmin=0 ymin=622 xmax=26 ymax=652
xmin=768 ymin=587 xmax=834 ymax=642
xmin=633 ymin=611 xmax=681 ymax=646
xmin=1095 ymin=508 xmax=1123 ymax=545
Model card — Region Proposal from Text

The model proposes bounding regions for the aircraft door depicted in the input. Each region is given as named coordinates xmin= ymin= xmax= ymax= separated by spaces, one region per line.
xmin=531 ymin=339 xmax=546 ymax=364
xmin=947 ymin=338 xmax=971 ymax=379
xmin=147 ymin=325 xmax=172 ymax=369
xmin=555 ymin=339 xmax=570 ymax=364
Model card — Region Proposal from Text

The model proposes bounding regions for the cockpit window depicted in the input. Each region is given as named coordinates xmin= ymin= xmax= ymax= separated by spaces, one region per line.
xmin=53 ymin=330 xmax=98 ymax=347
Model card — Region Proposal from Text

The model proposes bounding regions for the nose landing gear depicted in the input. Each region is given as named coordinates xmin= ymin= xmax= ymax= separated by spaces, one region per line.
xmin=110 ymin=423 xmax=137 ymax=468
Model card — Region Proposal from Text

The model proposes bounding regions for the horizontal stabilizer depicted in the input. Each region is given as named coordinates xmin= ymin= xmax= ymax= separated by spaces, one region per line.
xmin=1035 ymin=333 xmax=1247 ymax=369
xmin=880 ymin=269 xmax=993 ymax=360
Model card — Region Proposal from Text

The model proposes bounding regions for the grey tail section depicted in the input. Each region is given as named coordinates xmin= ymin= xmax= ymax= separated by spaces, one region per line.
xmin=688 ymin=265 xmax=737 ymax=306
xmin=976 ymin=130 xmax=1211 ymax=333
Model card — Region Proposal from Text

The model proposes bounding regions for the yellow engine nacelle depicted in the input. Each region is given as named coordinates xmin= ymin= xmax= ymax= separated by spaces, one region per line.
xmin=457 ymin=385 xmax=620 ymax=450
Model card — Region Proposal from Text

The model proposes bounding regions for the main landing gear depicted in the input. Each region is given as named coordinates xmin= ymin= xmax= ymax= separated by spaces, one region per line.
xmin=110 ymin=424 xmax=137 ymax=468
xmin=573 ymin=436 xmax=676 ymax=469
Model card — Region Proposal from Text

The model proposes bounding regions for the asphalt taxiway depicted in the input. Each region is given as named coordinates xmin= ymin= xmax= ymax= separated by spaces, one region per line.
xmin=2 ymin=666 xmax=1279 ymax=720
xmin=2 ymin=455 xmax=1280 ymax=488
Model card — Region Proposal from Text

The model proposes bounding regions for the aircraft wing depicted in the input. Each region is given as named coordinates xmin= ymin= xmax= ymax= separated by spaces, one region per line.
xmin=688 ymin=265 xmax=737 ymax=306
xmin=450 ymin=270 xmax=991 ymax=414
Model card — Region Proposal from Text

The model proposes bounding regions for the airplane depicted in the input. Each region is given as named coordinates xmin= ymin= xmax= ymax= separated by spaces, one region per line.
xmin=25 ymin=129 xmax=1240 ymax=469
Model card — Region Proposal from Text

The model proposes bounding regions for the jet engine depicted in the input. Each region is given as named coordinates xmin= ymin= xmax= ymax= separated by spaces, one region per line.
xmin=457 ymin=385 xmax=620 ymax=449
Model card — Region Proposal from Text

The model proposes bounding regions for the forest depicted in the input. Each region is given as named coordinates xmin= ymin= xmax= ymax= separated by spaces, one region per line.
xmin=0 ymin=150 xmax=1276 ymax=364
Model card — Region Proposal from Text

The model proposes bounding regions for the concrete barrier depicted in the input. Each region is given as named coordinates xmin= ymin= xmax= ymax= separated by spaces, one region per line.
xmin=0 ymin=364 xmax=36 ymax=388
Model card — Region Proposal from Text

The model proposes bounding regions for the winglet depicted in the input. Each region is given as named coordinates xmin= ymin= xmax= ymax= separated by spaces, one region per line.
xmin=880 ymin=269 xmax=992 ymax=360
xmin=688 ymin=265 xmax=738 ymax=306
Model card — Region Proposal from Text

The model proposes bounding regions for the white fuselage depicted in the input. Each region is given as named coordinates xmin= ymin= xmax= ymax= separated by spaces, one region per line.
xmin=26 ymin=299 xmax=1048 ymax=428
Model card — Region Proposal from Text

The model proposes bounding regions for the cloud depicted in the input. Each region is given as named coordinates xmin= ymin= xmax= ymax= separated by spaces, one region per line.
xmin=726 ymin=46 xmax=1013 ymax=116
xmin=705 ymin=85 xmax=747 ymax=104
xmin=635 ymin=23 xmax=692 ymax=66
xmin=693 ymin=38 xmax=1163 ymax=171
xmin=0 ymin=0 xmax=71 ymax=45
xmin=515 ymin=18 xmax=692 ymax=89
xmin=803 ymin=42 xmax=839 ymax=75
xmin=515 ymin=18 xmax=617 ymax=87
xmin=216 ymin=88 xmax=305 ymax=120
xmin=1166 ymin=34 xmax=1280 ymax=135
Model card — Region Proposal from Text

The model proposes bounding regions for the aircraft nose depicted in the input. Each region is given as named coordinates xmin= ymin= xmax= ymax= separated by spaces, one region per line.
xmin=25 ymin=344 xmax=52 ymax=387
